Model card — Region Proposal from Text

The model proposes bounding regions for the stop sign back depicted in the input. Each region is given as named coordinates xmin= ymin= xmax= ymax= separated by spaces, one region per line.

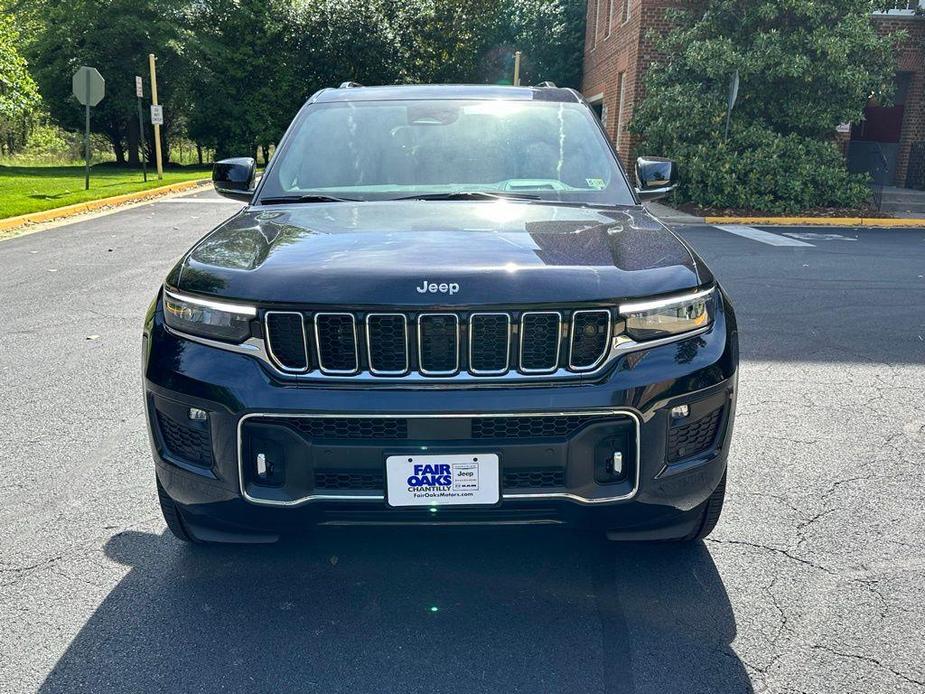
xmin=72 ymin=66 xmax=105 ymax=107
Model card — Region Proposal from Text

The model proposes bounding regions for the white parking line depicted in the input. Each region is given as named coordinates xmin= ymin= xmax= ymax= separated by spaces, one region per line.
xmin=714 ymin=224 xmax=815 ymax=247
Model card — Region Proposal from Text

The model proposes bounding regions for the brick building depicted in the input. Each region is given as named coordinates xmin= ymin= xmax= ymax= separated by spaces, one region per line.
xmin=581 ymin=1 xmax=925 ymax=188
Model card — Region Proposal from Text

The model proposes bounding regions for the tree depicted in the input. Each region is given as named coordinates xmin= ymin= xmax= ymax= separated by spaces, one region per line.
xmin=500 ymin=0 xmax=586 ymax=87
xmin=0 ymin=12 xmax=41 ymax=155
xmin=26 ymin=0 xmax=185 ymax=164
xmin=631 ymin=0 xmax=898 ymax=213
xmin=183 ymin=0 xmax=408 ymax=159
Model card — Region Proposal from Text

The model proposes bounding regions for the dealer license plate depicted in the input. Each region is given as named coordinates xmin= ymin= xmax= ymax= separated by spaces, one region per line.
xmin=385 ymin=453 xmax=500 ymax=507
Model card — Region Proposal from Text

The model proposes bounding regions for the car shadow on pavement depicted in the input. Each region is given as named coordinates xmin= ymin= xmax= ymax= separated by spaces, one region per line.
xmin=39 ymin=528 xmax=751 ymax=694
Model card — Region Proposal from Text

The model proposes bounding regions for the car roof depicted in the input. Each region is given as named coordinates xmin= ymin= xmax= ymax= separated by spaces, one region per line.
xmin=312 ymin=84 xmax=582 ymax=103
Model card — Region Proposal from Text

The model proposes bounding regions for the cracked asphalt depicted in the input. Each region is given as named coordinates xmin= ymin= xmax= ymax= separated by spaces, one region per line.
xmin=0 ymin=191 xmax=923 ymax=693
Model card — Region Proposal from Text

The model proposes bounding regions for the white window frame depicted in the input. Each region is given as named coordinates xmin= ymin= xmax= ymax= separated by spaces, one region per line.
xmin=615 ymin=73 xmax=626 ymax=153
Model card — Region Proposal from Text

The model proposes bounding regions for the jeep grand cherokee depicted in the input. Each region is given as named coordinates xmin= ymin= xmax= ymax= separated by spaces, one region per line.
xmin=142 ymin=83 xmax=738 ymax=544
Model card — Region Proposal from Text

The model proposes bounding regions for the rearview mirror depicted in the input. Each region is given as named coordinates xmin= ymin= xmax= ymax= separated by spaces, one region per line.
xmin=635 ymin=157 xmax=678 ymax=202
xmin=212 ymin=157 xmax=256 ymax=202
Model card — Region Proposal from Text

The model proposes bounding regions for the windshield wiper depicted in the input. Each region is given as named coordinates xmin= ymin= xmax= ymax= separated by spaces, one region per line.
xmin=391 ymin=191 xmax=541 ymax=201
xmin=259 ymin=194 xmax=361 ymax=204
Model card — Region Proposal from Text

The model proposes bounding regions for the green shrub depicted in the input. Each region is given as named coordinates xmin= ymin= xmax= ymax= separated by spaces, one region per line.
xmin=632 ymin=0 xmax=897 ymax=213
xmin=668 ymin=125 xmax=873 ymax=214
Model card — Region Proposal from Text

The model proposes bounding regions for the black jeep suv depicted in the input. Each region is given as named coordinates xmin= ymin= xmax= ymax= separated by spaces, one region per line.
xmin=143 ymin=84 xmax=737 ymax=544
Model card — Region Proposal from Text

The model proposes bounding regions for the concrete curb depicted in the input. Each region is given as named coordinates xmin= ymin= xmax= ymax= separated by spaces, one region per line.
xmin=0 ymin=178 xmax=211 ymax=233
xmin=702 ymin=215 xmax=925 ymax=228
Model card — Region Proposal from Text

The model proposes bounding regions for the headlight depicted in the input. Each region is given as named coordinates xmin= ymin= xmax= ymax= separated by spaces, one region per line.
xmin=619 ymin=287 xmax=715 ymax=341
xmin=163 ymin=289 xmax=255 ymax=343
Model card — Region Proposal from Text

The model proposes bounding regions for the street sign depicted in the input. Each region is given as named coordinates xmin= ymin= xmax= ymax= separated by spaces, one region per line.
xmin=135 ymin=75 xmax=143 ymax=98
xmin=725 ymin=70 xmax=740 ymax=140
xmin=72 ymin=66 xmax=105 ymax=191
xmin=72 ymin=66 xmax=105 ymax=107
xmin=150 ymin=104 xmax=163 ymax=125
xmin=727 ymin=70 xmax=740 ymax=113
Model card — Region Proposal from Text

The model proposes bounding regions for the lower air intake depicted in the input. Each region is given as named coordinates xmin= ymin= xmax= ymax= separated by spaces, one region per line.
xmin=667 ymin=407 xmax=723 ymax=462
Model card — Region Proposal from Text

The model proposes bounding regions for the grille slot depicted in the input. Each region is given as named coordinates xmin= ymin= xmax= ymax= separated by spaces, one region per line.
xmin=418 ymin=314 xmax=459 ymax=375
xmin=157 ymin=411 xmax=212 ymax=466
xmin=472 ymin=415 xmax=607 ymax=439
xmin=569 ymin=310 xmax=611 ymax=370
xmin=315 ymin=313 xmax=358 ymax=373
xmin=520 ymin=312 xmax=561 ymax=373
xmin=314 ymin=470 xmax=384 ymax=491
xmin=262 ymin=307 xmax=618 ymax=379
xmin=503 ymin=469 xmax=566 ymax=489
xmin=265 ymin=312 xmax=309 ymax=372
xmin=667 ymin=407 xmax=723 ymax=462
xmin=366 ymin=314 xmax=408 ymax=374
xmin=469 ymin=313 xmax=510 ymax=374
xmin=279 ymin=417 xmax=409 ymax=441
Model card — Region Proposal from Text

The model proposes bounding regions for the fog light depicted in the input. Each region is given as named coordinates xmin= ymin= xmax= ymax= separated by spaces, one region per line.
xmin=188 ymin=407 xmax=208 ymax=421
xmin=612 ymin=452 xmax=623 ymax=476
xmin=256 ymin=453 xmax=268 ymax=479
xmin=671 ymin=404 xmax=690 ymax=419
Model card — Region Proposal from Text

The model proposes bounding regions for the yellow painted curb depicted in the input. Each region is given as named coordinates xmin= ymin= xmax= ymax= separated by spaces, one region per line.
xmin=0 ymin=178 xmax=211 ymax=233
xmin=703 ymin=215 xmax=925 ymax=228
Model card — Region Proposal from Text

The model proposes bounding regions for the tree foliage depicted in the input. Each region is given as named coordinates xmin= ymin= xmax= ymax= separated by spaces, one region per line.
xmin=0 ymin=12 xmax=41 ymax=154
xmin=632 ymin=0 xmax=898 ymax=213
xmin=15 ymin=0 xmax=586 ymax=162
xmin=25 ymin=0 xmax=185 ymax=163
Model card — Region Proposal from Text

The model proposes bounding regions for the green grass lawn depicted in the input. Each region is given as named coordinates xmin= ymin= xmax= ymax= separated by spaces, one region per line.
xmin=0 ymin=163 xmax=211 ymax=219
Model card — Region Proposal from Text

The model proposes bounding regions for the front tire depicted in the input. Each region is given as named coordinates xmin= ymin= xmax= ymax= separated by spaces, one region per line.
xmin=156 ymin=477 xmax=199 ymax=543
xmin=683 ymin=471 xmax=727 ymax=542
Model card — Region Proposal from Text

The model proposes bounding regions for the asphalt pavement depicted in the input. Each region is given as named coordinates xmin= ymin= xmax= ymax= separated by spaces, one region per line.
xmin=1 ymin=191 xmax=923 ymax=693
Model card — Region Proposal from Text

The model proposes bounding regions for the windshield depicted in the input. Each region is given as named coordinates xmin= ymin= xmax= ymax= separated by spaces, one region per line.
xmin=259 ymin=99 xmax=635 ymax=205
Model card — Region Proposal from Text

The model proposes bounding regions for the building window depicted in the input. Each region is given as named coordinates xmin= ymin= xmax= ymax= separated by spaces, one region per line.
xmin=606 ymin=0 xmax=614 ymax=37
xmin=615 ymin=73 xmax=626 ymax=153
xmin=622 ymin=0 xmax=631 ymax=24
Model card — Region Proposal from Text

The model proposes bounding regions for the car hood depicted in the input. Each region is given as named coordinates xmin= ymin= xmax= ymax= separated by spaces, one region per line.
xmin=167 ymin=201 xmax=710 ymax=306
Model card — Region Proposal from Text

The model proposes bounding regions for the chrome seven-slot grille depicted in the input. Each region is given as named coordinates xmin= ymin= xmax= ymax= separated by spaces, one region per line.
xmin=263 ymin=308 xmax=613 ymax=378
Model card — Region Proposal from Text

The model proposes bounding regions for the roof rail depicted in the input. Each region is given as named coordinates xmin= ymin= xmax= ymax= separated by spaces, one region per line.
xmin=338 ymin=81 xmax=364 ymax=89
xmin=535 ymin=81 xmax=557 ymax=88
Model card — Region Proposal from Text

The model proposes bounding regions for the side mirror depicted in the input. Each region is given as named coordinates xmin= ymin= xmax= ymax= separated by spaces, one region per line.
xmin=212 ymin=157 xmax=256 ymax=202
xmin=635 ymin=157 xmax=678 ymax=202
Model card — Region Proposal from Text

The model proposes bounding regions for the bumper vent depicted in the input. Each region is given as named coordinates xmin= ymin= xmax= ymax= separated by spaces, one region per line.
xmin=263 ymin=308 xmax=616 ymax=380
xmin=503 ymin=469 xmax=566 ymax=489
xmin=157 ymin=411 xmax=212 ymax=467
xmin=265 ymin=312 xmax=309 ymax=372
xmin=256 ymin=414 xmax=618 ymax=442
xmin=667 ymin=407 xmax=723 ymax=462
xmin=472 ymin=415 xmax=606 ymax=439
xmin=315 ymin=470 xmax=385 ymax=490
xmin=280 ymin=417 xmax=409 ymax=441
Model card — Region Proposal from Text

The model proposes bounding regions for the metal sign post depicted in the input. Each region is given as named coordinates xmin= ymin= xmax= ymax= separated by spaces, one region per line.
xmin=136 ymin=76 xmax=147 ymax=182
xmin=148 ymin=54 xmax=164 ymax=180
xmin=71 ymin=66 xmax=105 ymax=190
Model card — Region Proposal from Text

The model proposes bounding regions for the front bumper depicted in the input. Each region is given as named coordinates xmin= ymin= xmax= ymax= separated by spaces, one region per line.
xmin=143 ymin=293 xmax=738 ymax=539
